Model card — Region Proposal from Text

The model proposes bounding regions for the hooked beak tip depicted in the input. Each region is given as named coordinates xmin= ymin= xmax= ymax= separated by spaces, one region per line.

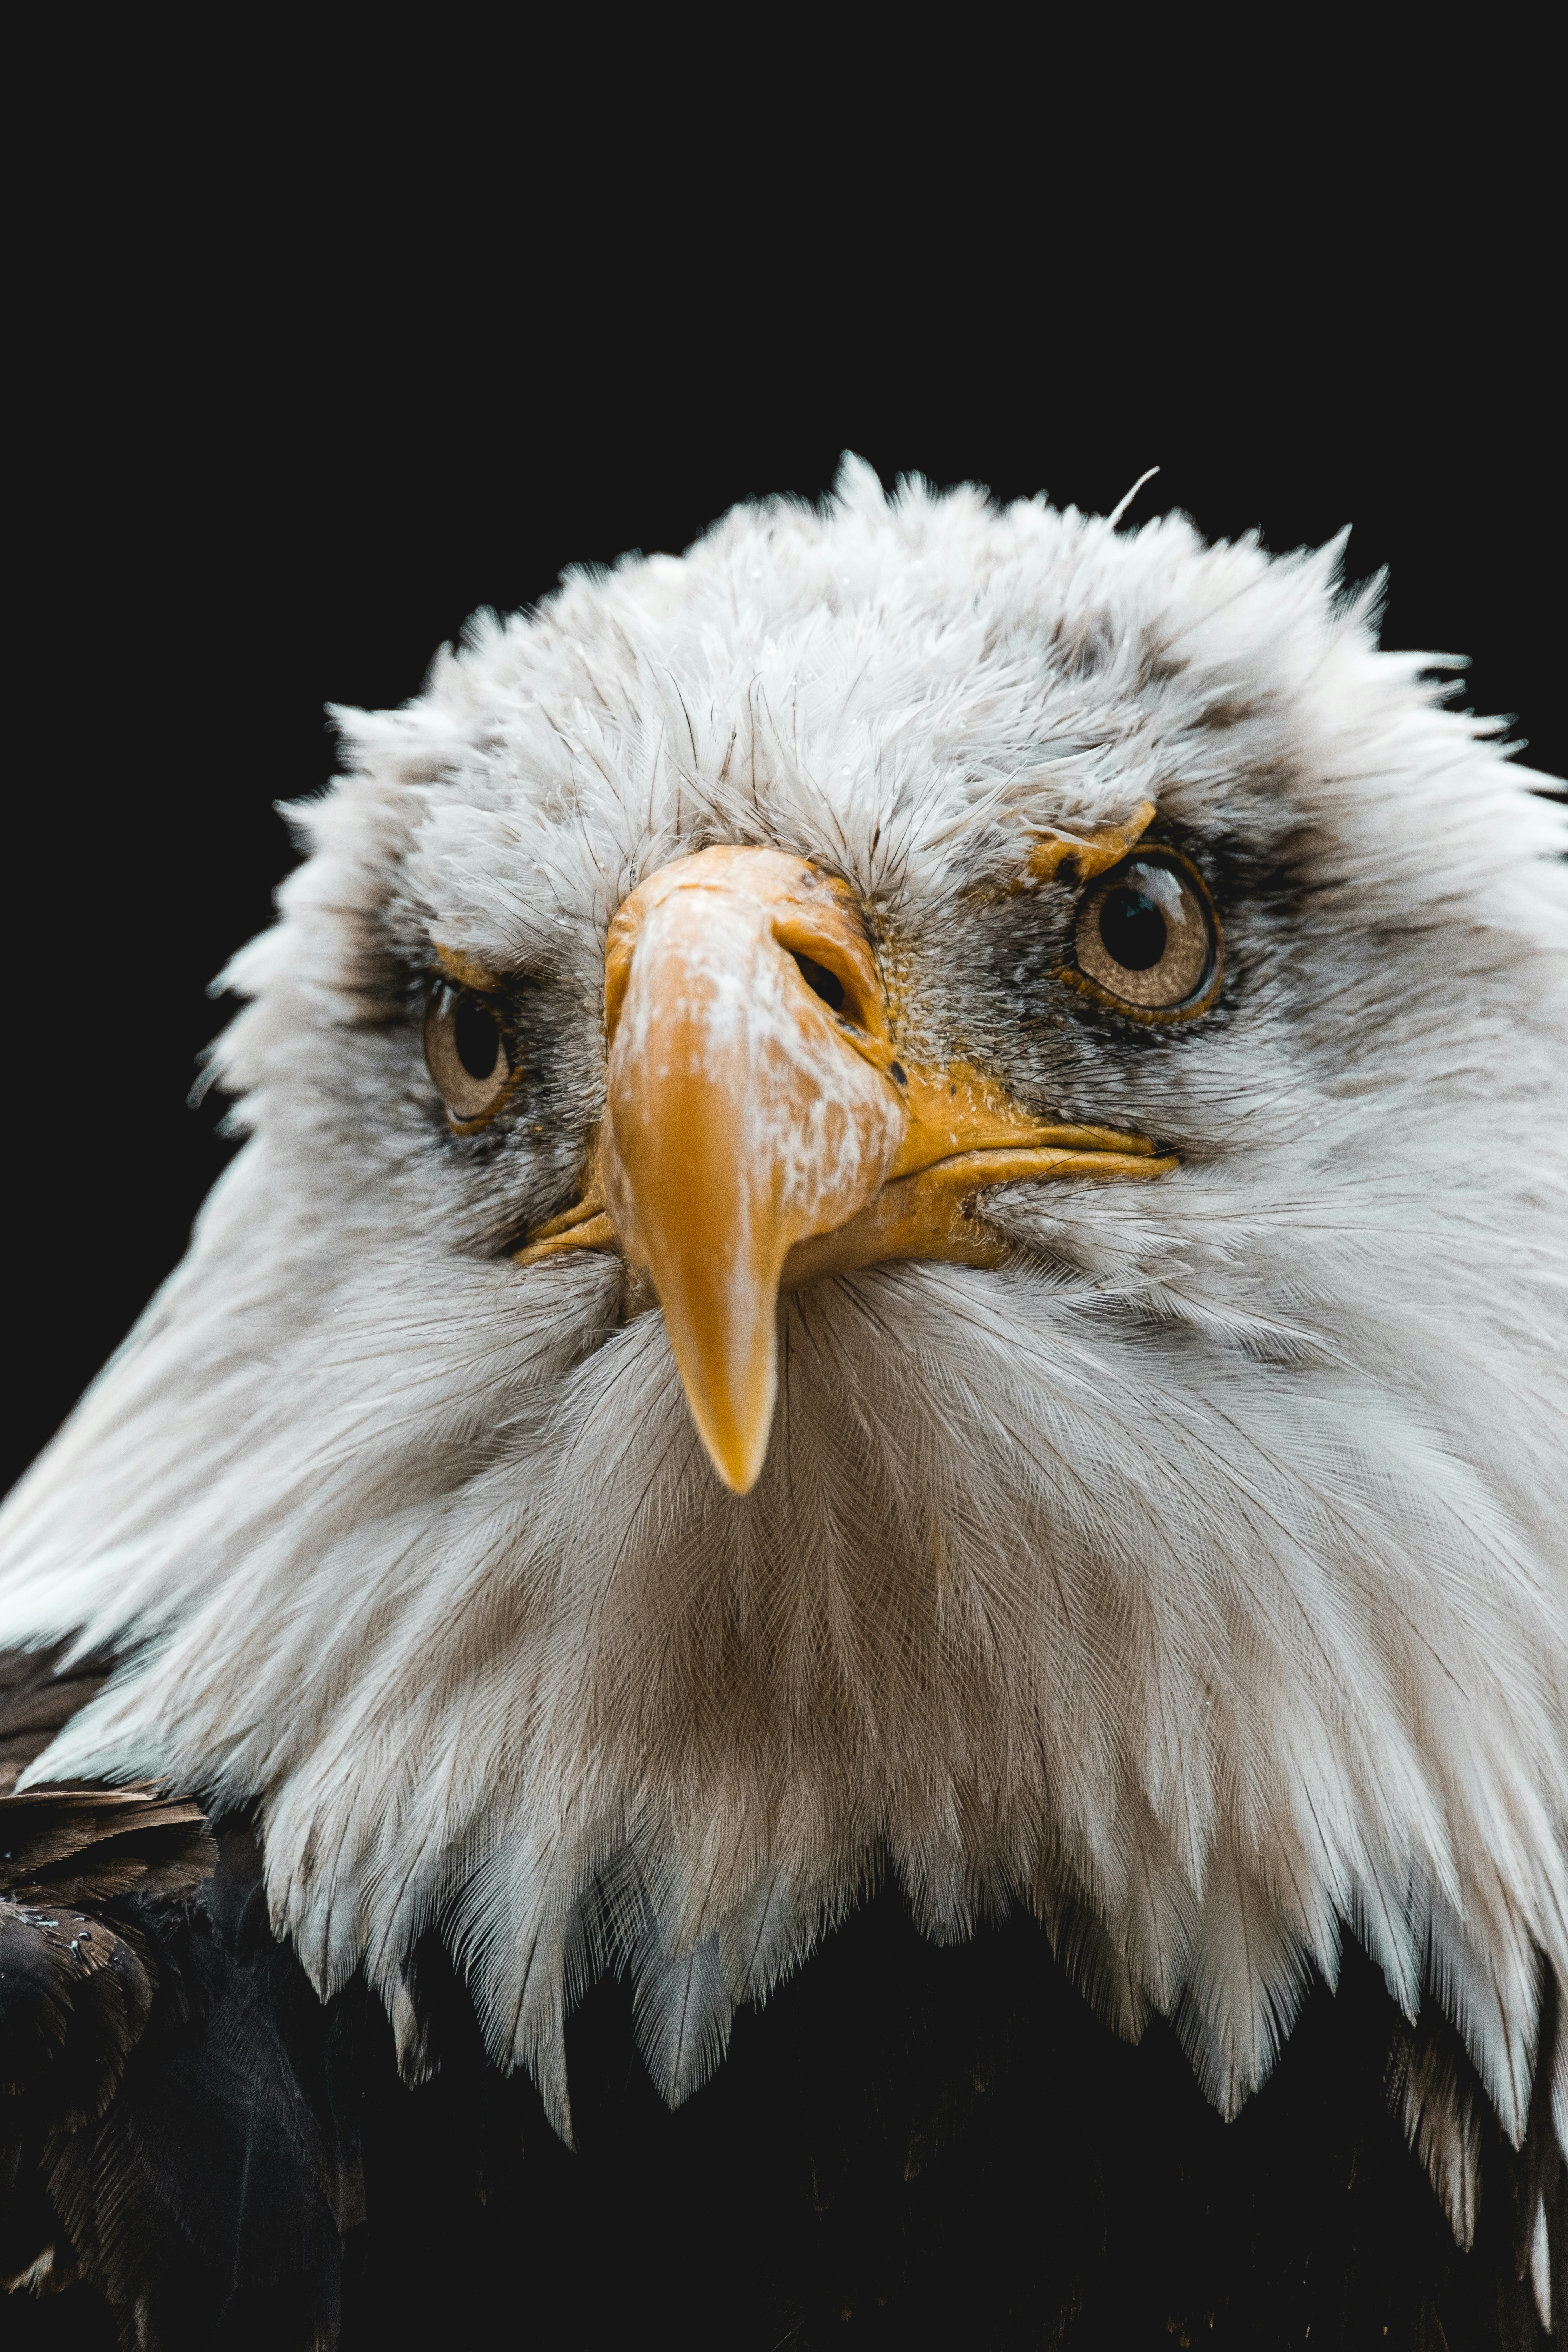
xmin=706 ymin=1427 xmax=770 ymax=1497
xmin=662 ymin=1294 xmax=779 ymax=1495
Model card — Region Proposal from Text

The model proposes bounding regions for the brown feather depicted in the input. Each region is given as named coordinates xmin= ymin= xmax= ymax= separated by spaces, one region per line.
xmin=0 ymin=1645 xmax=111 ymax=1794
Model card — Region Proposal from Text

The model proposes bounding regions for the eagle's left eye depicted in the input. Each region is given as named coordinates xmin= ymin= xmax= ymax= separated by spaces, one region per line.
xmin=423 ymin=982 xmax=513 ymax=1126
xmin=1070 ymin=854 xmax=1221 ymax=1018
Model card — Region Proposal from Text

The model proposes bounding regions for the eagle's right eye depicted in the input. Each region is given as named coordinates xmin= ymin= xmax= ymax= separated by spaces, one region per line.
xmin=1066 ymin=851 xmax=1222 ymax=1021
xmin=423 ymin=982 xmax=513 ymax=1127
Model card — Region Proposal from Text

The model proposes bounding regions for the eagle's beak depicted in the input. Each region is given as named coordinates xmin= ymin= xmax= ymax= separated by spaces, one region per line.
xmin=513 ymin=837 xmax=1175 ymax=1494
xmin=598 ymin=848 xmax=905 ymax=1494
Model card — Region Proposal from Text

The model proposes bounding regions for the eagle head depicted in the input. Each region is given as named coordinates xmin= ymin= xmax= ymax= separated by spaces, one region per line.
xmin=2 ymin=460 xmax=1564 ymax=2218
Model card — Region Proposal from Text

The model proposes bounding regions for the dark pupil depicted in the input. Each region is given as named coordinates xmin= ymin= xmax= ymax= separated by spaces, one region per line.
xmin=1099 ymin=887 xmax=1167 ymax=972
xmin=454 ymin=995 xmax=501 ymax=1080
xmin=793 ymin=954 xmax=846 ymax=1013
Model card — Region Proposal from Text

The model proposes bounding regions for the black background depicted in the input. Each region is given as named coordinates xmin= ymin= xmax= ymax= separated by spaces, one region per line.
xmin=7 ymin=59 xmax=1563 ymax=1502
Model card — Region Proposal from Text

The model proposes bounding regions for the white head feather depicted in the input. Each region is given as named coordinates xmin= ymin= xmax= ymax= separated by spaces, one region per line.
xmin=2 ymin=458 xmax=1564 ymax=2183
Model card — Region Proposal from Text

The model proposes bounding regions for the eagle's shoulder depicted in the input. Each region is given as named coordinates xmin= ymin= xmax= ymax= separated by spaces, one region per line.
xmin=5 ymin=1788 xmax=1561 ymax=2347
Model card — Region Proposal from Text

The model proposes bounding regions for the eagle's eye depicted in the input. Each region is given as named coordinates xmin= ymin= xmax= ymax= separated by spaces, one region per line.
xmin=1071 ymin=853 xmax=1221 ymax=1018
xmin=423 ymin=982 xmax=512 ymax=1126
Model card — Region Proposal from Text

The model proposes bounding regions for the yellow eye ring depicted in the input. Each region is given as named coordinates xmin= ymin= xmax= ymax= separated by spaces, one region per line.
xmin=1056 ymin=848 xmax=1223 ymax=1023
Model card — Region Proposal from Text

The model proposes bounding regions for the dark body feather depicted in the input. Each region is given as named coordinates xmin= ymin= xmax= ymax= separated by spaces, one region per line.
xmin=0 ymin=1646 xmax=113 ymax=1795
xmin=4 ymin=1795 xmax=1563 ymax=2351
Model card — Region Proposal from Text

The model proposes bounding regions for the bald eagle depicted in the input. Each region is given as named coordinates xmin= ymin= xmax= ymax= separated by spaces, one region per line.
xmin=1 ymin=460 xmax=1564 ymax=2347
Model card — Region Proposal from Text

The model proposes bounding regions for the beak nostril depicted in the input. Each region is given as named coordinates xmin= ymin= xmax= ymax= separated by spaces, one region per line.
xmin=791 ymin=953 xmax=851 ymax=1018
